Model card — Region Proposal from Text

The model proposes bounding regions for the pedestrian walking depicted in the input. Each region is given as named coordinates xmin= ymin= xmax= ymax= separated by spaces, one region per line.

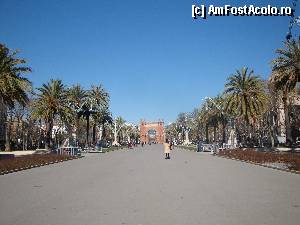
xmin=164 ymin=138 xmax=171 ymax=159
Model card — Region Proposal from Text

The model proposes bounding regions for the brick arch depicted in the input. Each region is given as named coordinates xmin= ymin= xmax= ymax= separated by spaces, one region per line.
xmin=140 ymin=120 xmax=164 ymax=144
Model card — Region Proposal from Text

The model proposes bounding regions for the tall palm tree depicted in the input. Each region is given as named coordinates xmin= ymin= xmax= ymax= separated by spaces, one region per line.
xmin=31 ymin=79 xmax=69 ymax=150
xmin=196 ymin=105 xmax=210 ymax=143
xmin=97 ymin=109 xmax=112 ymax=142
xmin=206 ymin=95 xmax=229 ymax=143
xmin=224 ymin=67 xmax=266 ymax=125
xmin=67 ymin=84 xmax=87 ymax=145
xmin=224 ymin=67 xmax=267 ymax=146
xmin=0 ymin=43 xmax=32 ymax=151
xmin=89 ymin=84 xmax=109 ymax=110
xmin=89 ymin=85 xmax=109 ymax=144
xmin=271 ymin=39 xmax=300 ymax=90
xmin=188 ymin=109 xmax=199 ymax=140
xmin=271 ymin=38 xmax=300 ymax=144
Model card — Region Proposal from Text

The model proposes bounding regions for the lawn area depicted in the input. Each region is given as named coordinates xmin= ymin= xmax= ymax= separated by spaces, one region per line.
xmin=218 ymin=149 xmax=300 ymax=172
xmin=105 ymin=146 xmax=126 ymax=152
xmin=0 ymin=154 xmax=77 ymax=173
xmin=176 ymin=145 xmax=197 ymax=151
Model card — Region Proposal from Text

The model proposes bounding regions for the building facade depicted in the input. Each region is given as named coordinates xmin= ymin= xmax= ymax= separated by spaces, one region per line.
xmin=140 ymin=120 xmax=164 ymax=144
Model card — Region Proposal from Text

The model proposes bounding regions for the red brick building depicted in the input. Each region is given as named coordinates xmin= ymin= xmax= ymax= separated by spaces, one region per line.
xmin=140 ymin=120 xmax=164 ymax=144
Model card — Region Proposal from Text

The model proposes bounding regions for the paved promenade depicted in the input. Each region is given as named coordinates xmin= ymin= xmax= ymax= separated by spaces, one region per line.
xmin=0 ymin=145 xmax=300 ymax=225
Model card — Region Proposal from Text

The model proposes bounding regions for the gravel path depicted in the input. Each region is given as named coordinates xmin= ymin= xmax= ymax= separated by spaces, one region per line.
xmin=0 ymin=144 xmax=300 ymax=225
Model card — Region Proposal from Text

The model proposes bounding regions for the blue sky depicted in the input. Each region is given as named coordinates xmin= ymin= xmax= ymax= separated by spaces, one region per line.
xmin=0 ymin=0 xmax=298 ymax=124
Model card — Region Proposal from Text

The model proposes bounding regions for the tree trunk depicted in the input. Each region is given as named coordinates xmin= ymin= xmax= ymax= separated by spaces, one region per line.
xmin=5 ymin=120 xmax=11 ymax=151
xmin=0 ymin=97 xmax=6 ymax=151
xmin=45 ymin=118 xmax=53 ymax=150
xmin=5 ymin=110 xmax=12 ymax=151
xmin=213 ymin=125 xmax=217 ymax=142
xmin=205 ymin=124 xmax=209 ymax=143
xmin=75 ymin=116 xmax=79 ymax=146
xmin=222 ymin=122 xmax=226 ymax=144
xmin=283 ymin=93 xmax=292 ymax=145
xmin=270 ymin=129 xmax=275 ymax=147
xmin=102 ymin=123 xmax=106 ymax=141
xmin=37 ymin=119 xmax=42 ymax=149
xmin=92 ymin=123 xmax=96 ymax=144
xmin=22 ymin=121 xmax=25 ymax=150
xmin=86 ymin=115 xmax=90 ymax=147
xmin=99 ymin=124 xmax=103 ymax=141
xmin=64 ymin=123 xmax=72 ymax=147
xmin=25 ymin=130 xmax=28 ymax=150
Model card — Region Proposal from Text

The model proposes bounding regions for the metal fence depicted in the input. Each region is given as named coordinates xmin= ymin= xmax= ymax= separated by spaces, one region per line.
xmin=56 ymin=147 xmax=81 ymax=156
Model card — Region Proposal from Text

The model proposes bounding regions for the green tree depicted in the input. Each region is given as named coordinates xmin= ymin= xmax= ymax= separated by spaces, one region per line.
xmin=224 ymin=67 xmax=266 ymax=146
xmin=271 ymin=39 xmax=300 ymax=90
xmin=0 ymin=43 xmax=32 ymax=151
xmin=89 ymin=84 xmax=110 ymax=144
xmin=31 ymin=79 xmax=70 ymax=150
xmin=67 ymin=84 xmax=87 ymax=145
xmin=271 ymin=39 xmax=300 ymax=144
xmin=224 ymin=67 xmax=266 ymax=125
xmin=112 ymin=116 xmax=126 ymax=145
xmin=205 ymin=95 xmax=229 ymax=143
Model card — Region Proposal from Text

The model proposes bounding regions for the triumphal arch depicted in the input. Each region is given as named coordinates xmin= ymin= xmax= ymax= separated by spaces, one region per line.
xmin=140 ymin=120 xmax=164 ymax=144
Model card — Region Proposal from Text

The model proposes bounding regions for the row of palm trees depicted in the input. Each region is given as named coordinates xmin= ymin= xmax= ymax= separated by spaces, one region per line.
xmin=167 ymin=38 xmax=300 ymax=147
xmin=31 ymin=80 xmax=111 ymax=150
xmin=0 ymin=43 xmax=113 ymax=151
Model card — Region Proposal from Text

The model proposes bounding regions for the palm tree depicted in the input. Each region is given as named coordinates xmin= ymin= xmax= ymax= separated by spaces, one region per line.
xmin=196 ymin=106 xmax=209 ymax=143
xmin=224 ymin=67 xmax=266 ymax=125
xmin=271 ymin=39 xmax=300 ymax=90
xmin=67 ymin=84 xmax=87 ymax=145
xmin=89 ymin=84 xmax=109 ymax=144
xmin=31 ymin=79 xmax=69 ymax=150
xmin=0 ymin=43 xmax=32 ymax=151
xmin=67 ymin=84 xmax=110 ymax=147
xmin=96 ymin=109 xmax=113 ymax=142
xmin=89 ymin=85 xmax=109 ymax=109
xmin=205 ymin=95 xmax=229 ymax=143
xmin=271 ymin=38 xmax=300 ymax=144
xmin=188 ymin=107 xmax=203 ymax=143
xmin=224 ymin=67 xmax=266 ymax=146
